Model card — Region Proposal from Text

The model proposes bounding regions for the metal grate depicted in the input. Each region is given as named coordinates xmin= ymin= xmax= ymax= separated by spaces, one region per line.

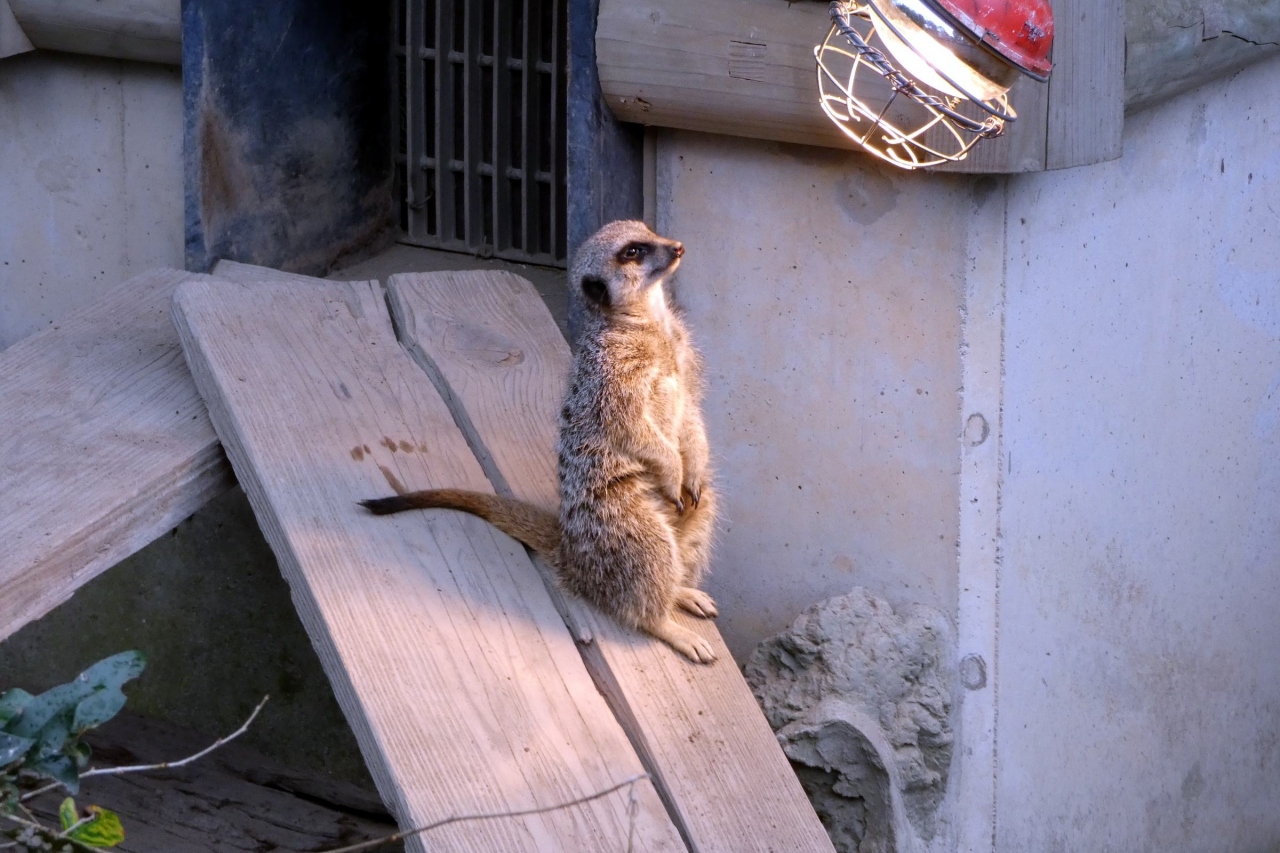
xmin=394 ymin=0 xmax=568 ymax=266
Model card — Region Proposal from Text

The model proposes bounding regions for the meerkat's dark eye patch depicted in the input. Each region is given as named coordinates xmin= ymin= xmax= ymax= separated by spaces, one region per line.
xmin=617 ymin=242 xmax=650 ymax=263
xmin=581 ymin=275 xmax=610 ymax=307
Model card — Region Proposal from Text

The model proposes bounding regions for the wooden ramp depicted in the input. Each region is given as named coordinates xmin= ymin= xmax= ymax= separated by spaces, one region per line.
xmin=174 ymin=268 xmax=834 ymax=852
xmin=0 ymin=269 xmax=234 ymax=643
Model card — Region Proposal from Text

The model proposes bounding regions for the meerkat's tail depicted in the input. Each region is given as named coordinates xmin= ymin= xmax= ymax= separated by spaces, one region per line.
xmin=359 ymin=489 xmax=561 ymax=567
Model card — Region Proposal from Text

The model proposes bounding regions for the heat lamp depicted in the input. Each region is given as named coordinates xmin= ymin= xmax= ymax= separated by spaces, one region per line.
xmin=816 ymin=0 xmax=1054 ymax=169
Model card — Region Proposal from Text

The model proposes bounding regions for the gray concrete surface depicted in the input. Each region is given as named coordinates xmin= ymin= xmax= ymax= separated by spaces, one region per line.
xmin=995 ymin=55 xmax=1280 ymax=852
xmin=0 ymin=51 xmax=182 ymax=348
xmin=656 ymin=134 xmax=969 ymax=662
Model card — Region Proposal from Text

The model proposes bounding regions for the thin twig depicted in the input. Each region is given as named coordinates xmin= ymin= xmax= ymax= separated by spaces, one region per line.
xmin=318 ymin=773 xmax=649 ymax=853
xmin=56 ymin=814 xmax=96 ymax=838
xmin=19 ymin=696 xmax=269 ymax=805
xmin=16 ymin=781 xmax=60 ymax=804
xmin=82 ymin=695 xmax=269 ymax=780
xmin=21 ymin=696 xmax=271 ymax=804
xmin=0 ymin=811 xmax=106 ymax=853
xmin=7 ymin=697 xmax=270 ymax=849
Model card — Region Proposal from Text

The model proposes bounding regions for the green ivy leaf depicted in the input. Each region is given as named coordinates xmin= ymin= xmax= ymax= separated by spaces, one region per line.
xmin=71 ymin=652 xmax=147 ymax=733
xmin=29 ymin=755 xmax=79 ymax=794
xmin=71 ymin=691 xmax=126 ymax=735
xmin=75 ymin=652 xmax=147 ymax=696
xmin=7 ymin=683 xmax=81 ymax=741
xmin=67 ymin=806 xmax=125 ymax=848
xmin=0 ymin=689 xmax=34 ymax=729
xmin=0 ymin=732 xmax=34 ymax=767
xmin=59 ymin=797 xmax=77 ymax=831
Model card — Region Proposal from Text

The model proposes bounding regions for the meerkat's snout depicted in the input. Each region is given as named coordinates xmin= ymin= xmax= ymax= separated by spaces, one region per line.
xmin=658 ymin=240 xmax=684 ymax=277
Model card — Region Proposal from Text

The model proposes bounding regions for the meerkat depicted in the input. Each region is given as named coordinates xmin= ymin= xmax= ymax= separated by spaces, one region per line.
xmin=360 ymin=220 xmax=720 ymax=664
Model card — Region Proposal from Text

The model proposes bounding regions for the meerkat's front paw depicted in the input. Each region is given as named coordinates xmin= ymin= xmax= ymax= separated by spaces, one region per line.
xmin=675 ymin=586 xmax=718 ymax=618
xmin=660 ymin=479 xmax=686 ymax=513
xmin=650 ymin=619 xmax=717 ymax=664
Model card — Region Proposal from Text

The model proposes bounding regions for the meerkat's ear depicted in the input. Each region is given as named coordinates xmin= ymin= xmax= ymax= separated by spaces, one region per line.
xmin=581 ymin=275 xmax=610 ymax=308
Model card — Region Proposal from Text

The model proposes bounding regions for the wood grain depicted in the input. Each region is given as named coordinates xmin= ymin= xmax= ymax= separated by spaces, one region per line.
xmin=931 ymin=74 xmax=1049 ymax=174
xmin=172 ymin=278 xmax=685 ymax=853
xmin=0 ymin=268 xmax=234 ymax=643
xmin=1045 ymin=0 xmax=1125 ymax=170
xmin=385 ymin=270 xmax=836 ymax=853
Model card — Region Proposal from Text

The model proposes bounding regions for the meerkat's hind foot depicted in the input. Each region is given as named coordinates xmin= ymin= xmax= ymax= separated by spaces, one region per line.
xmin=650 ymin=618 xmax=717 ymax=664
xmin=674 ymin=586 xmax=718 ymax=619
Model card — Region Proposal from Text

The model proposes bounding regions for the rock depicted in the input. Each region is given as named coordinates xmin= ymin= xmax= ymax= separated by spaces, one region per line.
xmin=745 ymin=588 xmax=953 ymax=853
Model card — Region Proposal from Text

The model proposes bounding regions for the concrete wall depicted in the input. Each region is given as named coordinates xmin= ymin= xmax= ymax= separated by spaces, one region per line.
xmin=0 ymin=51 xmax=182 ymax=348
xmin=657 ymin=53 xmax=1280 ymax=851
xmin=996 ymin=57 xmax=1280 ymax=851
xmin=656 ymin=134 xmax=972 ymax=661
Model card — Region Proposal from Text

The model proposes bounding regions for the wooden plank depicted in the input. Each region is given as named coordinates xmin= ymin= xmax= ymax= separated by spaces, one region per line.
xmin=0 ymin=268 xmax=234 ymax=643
xmin=171 ymin=278 xmax=685 ymax=853
xmin=385 ymin=270 xmax=836 ymax=853
xmin=1045 ymin=0 xmax=1124 ymax=169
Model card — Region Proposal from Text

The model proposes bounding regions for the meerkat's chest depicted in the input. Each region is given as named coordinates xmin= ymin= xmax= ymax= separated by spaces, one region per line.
xmin=647 ymin=367 xmax=686 ymax=433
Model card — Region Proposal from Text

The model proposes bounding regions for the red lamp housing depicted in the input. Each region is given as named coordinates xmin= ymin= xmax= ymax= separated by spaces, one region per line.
xmin=815 ymin=0 xmax=1055 ymax=168
xmin=929 ymin=0 xmax=1054 ymax=81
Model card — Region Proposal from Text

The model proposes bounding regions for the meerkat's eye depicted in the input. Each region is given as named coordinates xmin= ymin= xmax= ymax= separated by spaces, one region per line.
xmin=618 ymin=243 xmax=648 ymax=263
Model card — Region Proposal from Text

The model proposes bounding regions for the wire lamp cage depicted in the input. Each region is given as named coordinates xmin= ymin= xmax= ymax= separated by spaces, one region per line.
xmin=816 ymin=0 xmax=1053 ymax=169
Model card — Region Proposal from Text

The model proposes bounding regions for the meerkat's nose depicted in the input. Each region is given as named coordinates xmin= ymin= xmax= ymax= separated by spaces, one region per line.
xmin=673 ymin=243 xmax=685 ymax=258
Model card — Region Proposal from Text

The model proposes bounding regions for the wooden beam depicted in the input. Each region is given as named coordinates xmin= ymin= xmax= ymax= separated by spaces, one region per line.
xmin=384 ymin=269 xmax=836 ymax=853
xmin=7 ymin=0 xmax=180 ymax=65
xmin=0 ymin=0 xmax=35 ymax=60
xmin=172 ymin=277 xmax=686 ymax=853
xmin=1045 ymin=0 xmax=1125 ymax=169
xmin=0 ymin=268 xmax=234 ymax=644
xmin=596 ymin=0 xmax=1123 ymax=173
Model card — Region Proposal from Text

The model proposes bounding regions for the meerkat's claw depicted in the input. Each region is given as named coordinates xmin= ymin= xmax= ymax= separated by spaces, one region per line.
xmin=675 ymin=587 xmax=718 ymax=618
xmin=651 ymin=619 xmax=717 ymax=664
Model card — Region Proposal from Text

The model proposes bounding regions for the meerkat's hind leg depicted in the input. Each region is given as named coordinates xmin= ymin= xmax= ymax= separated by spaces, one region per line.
xmin=648 ymin=617 xmax=717 ymax=664
xmin=674 ymin=586 xmax=718 ymax=618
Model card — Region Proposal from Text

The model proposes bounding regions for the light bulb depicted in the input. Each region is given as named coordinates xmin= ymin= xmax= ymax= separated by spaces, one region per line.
xmin=867 ymin=0 xmax=1018 ymax=103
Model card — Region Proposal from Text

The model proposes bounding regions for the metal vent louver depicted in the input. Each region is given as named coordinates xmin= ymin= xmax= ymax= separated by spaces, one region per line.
xmin=395 ymin=0 xmax=567 ymax=266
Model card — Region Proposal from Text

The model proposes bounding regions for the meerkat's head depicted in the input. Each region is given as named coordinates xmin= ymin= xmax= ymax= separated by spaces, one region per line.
xmin=570 ymin=220 xmax=684 ymax=315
